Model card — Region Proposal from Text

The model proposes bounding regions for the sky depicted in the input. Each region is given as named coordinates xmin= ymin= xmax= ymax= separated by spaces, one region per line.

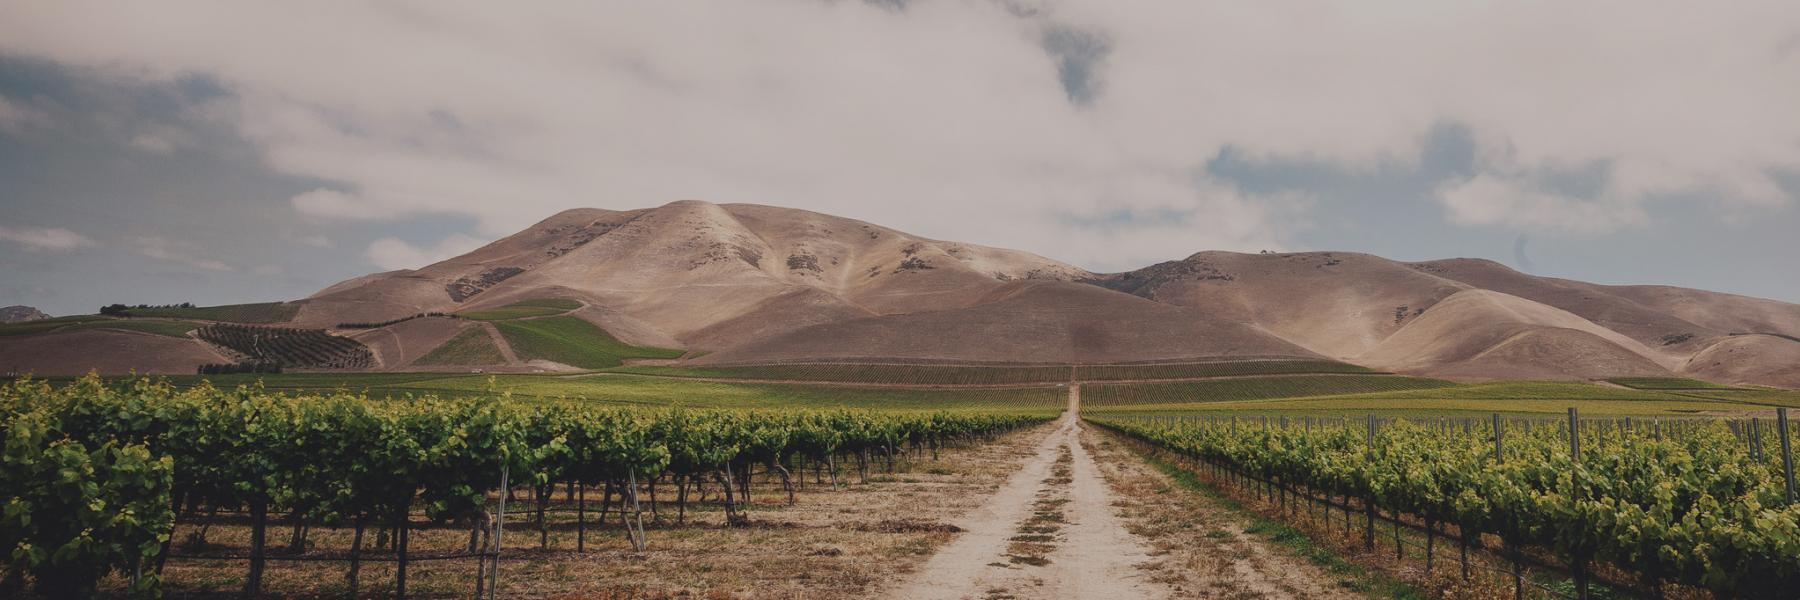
xmin=1 ymin=1 xmax=1798 ymax=316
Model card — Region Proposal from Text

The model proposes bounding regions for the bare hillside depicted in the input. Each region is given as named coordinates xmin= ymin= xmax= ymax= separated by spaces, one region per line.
xmin=4 ymin=201 xmax=1796 ymax=387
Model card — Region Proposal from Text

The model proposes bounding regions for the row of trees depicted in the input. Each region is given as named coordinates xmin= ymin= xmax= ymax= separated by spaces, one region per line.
xmin=99 ymin=303 xmax=194 ymax=316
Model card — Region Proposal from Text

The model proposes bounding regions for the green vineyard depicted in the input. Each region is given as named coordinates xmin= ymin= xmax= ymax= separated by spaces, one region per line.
xmin=0 ymin=376 xmax=1050 ymax=596
xmin=197 ymin=324 xmax=375 ymax=369
xmin=1093 ymin=413 xmax=1800 ymax=598
xmin=1074 ymin=359 xmax=1374 ymax=380
xmin=1080 ymin=375 xmax=1458 ymax=408
xmin=608 ymin=362 xmax=1076 ymax=385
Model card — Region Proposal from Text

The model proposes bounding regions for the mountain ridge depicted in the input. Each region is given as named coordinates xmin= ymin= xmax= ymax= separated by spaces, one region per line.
xmin=3 ymin=200 xmax=1796 ymax=388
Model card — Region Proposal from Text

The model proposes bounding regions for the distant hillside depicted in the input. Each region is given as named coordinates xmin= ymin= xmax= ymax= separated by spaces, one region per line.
xmin=3 ymin=201 xmax=1795 ymax=388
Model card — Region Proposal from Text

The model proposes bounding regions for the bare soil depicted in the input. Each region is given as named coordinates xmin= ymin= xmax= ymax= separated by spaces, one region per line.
xmin=885 ymin=386 xmax=1169 ymax=600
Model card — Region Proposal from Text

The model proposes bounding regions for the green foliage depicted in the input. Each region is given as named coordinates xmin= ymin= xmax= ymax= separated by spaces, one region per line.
xmin=494 ymin=316 xmax=682 ymax=368
xmin=456 ymin=298 xmax=583 ymax=321
xmin=1095 ymin=414 xmax=1800 ymax=598
xmin=2 ymin=406 xmax=173 ymax=597
xmin=413 ymin=328 xmax=507 ymax=366
xmin=107 ymin=373 xmax=1070 ymax=413
xmin=120 ymin=302 xmax=299 ymax=323
xmin=0 ymin=374 xmax=1050 ymax=594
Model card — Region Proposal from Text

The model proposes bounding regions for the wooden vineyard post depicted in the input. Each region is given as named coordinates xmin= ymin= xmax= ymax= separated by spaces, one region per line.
xmin=628 ymin=469 xmax=648 ymax=552
xmin=489 ymin=464 xmax=508 ymax=600
xmin=1569 ymin=407 xmax=1588 ymax=600
xmin=396 ymin=505 xmax=410 ymax=600
xmin=1751 ymin=418 xmax=1762 ymax=461
xmin=1781 ymin=408 xmax=1795 ymax=505
xmin=1364 ymin=414 xmax=1376 ymax=551
xmin=245 ymin=500 xmax=268 ymax=597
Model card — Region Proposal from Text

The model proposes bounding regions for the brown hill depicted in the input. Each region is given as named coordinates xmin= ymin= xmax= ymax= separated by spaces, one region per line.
xmin=3 ymin=200 xmax=1795 ymax=387
xmin=694 ymin=280 xmax=1317 ymax=365
xmin=1088 ymin=250 xmax=1798 ymax=385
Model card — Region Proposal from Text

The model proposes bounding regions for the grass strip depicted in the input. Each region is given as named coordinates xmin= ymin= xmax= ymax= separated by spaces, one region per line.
xmin=1125 ymin=440 xmax=1427 ymax=600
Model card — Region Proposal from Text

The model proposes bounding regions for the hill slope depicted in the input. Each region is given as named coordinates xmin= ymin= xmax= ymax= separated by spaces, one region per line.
xmin=3 ymin=200 xmax=1795 ymax=387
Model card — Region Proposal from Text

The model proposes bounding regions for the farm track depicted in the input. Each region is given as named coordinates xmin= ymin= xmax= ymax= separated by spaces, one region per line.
xmin=562 ymin=370 xmax=1410 ymax=390
xmin=886 ymin=385 xmax=1168 ymax=600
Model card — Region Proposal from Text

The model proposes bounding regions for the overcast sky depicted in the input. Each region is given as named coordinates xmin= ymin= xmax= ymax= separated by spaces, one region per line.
xmin=2 ymin=1 xmax=1798 ymax=316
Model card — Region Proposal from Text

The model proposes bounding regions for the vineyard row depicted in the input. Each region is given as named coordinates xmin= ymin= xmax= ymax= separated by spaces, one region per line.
xmin=1 ymin=376 xmax=1051 ymax=597
xmin=1091 ymin=411 xmax=1800 ymax=599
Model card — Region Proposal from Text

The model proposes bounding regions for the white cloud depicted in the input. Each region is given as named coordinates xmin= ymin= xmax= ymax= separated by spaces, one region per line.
xmin=292 ymin=234 xmax=332 ymax=248
xmin=366 ymin=234 xmax=486 ymax=271
xmin=0 ymin=1 xmax=1794 ymax=268
xmin=0 ymin=95 xmax=49 ymax=133
xmin=0 ymin=226 xmax=96 ymax=251
xmin=290 ymin=188 xmax=403 ymax=220
xmin=128 ymin=132 xmax=176 ymax=154
xmin=135 ymin=236 xmax=232 ymax=271
xmin=1437 ymin=174 xmax=1646 ymax=235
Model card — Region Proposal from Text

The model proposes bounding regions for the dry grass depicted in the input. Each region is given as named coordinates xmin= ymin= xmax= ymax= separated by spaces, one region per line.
xmin=1003 ymin=447 xmax=1072 ymax=569
xmin=89 ymin=424 xmax=1056 ymax=599
xmin=1081 ymin=428 xmax=1358 ymax=599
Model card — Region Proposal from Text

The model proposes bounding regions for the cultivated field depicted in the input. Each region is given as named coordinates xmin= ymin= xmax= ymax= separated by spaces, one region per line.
xmin=9 ymin=361 xmax=1800 ymax=599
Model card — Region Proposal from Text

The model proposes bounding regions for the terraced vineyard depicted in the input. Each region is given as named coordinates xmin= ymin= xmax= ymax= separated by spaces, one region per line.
xmin=608 ymin=363 xmax=1075 ymax=385
xmin=197 ymin=324 xmax=375 ymax=369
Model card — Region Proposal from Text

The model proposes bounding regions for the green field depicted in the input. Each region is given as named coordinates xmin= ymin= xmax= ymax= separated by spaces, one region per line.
xmin=607 ymin=363 xmax=1074 ymax=385
xmin=1 ymin=316 xmax=202 ymax=338
xmin=457 ymin=298 xmax=583 ymax=321
xmin=46 ymin=369 xmax=1794 ymax=417
xmin=63 ymin=319 xmax=199 ymax=337
xmin=1608 ymin=377 xmax=1742 ymax=390
xmin=1082 ymin=379 xmax=1781 ymax=416
xmin=0 ymin=315 xmax=112 ymax=336
xmin=121 ymin=302 xmax=300 ymax=323
xmin=82 ymin=372 xmax=1068 ymax=413
xmin=1074 ymin=359 xmax=1373 ymax=380
xmin=494 ymin=316 xmax=684 ymax=368
xmin=1658 ymin=387 xmax=1800 ymax=408
xmin=1081 ymin=374 xmax=1457 ymax=409
xmin=413 ymin=327 xmax=506 ymax=365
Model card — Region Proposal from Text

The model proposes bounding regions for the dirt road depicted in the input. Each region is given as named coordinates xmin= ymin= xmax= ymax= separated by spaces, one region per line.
xmin=886 ymin=385 xmax=1166 ymax=600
